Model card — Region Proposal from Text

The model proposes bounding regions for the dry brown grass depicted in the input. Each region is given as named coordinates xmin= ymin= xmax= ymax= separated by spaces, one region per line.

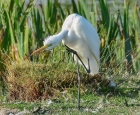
xmin=4 ymin=60 xmax=110 ymax=102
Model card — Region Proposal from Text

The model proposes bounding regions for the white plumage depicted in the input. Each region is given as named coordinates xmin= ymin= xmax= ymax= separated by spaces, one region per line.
xmin=43 ymin=13 xmax=100 ymax=75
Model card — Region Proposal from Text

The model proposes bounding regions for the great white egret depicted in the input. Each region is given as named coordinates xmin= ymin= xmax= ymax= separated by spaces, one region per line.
xmin=31 ymin=13 xmax=116 ymax=110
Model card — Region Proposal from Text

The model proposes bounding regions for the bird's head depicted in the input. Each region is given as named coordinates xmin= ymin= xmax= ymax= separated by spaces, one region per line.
xmin=30 ymin=35 xmax=58 ymax=56
xmin=30 ymin=30 xmax=67 ymax=56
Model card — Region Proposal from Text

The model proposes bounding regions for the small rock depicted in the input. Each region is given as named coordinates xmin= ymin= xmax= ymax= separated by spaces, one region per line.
xmin=109 ymin=81 xmax=116 ymax=88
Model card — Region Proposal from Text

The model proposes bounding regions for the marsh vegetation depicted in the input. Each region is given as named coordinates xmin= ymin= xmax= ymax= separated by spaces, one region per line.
xmin=0 ymin=0 xmax=140 ymax=114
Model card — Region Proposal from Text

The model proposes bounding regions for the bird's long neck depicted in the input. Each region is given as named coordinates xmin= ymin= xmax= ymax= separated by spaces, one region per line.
xmin=57 ymin=30 xmax=68 ymax=40
xmin=47 ymin=30 xmax=68 ymax=49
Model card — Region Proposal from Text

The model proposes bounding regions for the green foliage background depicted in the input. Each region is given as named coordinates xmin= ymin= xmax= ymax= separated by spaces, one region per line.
xmin=0 ymin=0 xmax=140 ymax=96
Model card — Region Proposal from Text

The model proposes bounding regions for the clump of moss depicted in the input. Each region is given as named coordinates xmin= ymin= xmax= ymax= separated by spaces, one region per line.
xmin=5 ymin=60 xmax=108 ymax=101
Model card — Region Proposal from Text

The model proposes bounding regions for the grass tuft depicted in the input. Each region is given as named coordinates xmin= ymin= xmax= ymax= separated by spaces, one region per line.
xmin=5 ymin=60 xmax=112 ymax=102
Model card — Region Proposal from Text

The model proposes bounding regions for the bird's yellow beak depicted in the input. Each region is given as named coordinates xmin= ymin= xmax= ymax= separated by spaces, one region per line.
xmin=30 ymin=44 xmax=52 ymax=56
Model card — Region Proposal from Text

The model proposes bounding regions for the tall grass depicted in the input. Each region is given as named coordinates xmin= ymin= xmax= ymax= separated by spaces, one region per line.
xmin=0 ymin=0 xmax=140 ymax=96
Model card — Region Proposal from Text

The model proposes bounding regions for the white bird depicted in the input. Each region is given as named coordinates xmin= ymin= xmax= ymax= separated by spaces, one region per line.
xmin=31 ymin=13 xmax=100 ymax=110
xmin=31 ymin=13 xmax=100 ymax=75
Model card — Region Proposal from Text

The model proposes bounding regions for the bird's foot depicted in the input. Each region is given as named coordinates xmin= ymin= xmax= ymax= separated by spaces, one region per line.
xmin=86 ymin=58 xmax=90 ymax=73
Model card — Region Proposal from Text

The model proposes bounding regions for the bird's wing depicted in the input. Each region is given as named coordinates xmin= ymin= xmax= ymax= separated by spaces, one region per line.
xmin=75 ymin=16 xmax=100 ymax=63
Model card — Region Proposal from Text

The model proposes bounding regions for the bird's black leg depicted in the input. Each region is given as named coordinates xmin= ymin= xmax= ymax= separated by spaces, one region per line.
xmin=65 ymin=45 xmax=91 ymax=111
xmin=65 ymin=45 xmax=90 ymax=73
xmin=77 ymin=60 xmax=81 ymax=110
